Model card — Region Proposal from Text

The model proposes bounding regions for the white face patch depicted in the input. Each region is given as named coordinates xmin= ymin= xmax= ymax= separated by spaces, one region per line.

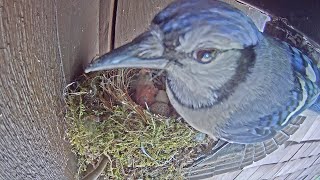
xmin=166 ymin=49 xmax=241 ymax=109
xmin=137 ymin=28 xmax=164 ymax=58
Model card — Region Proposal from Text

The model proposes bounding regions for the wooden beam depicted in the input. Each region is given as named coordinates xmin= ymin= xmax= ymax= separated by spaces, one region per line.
xmin=0 ymin=0 xmax=73 ymax=179
xmin=0 ymin=0 xmax=115 ymax=179
xmin=114 ymin=0 xmax=173 ymax=47
xmin=99 ymin=0 xmax=115 ymax=54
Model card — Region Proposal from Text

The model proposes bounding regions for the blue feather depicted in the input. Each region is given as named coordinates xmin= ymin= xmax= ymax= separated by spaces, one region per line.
xmin=284 ymin=42 xmax=320 ymax=112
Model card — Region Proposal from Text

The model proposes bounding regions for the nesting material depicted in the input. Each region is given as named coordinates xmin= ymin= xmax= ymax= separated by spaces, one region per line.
xmin=64 ymin=69 xmax=210 ymax=179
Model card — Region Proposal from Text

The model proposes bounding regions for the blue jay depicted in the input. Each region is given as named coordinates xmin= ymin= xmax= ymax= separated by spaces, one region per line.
xmin=85 ymin=0 xmax=320 ymax=178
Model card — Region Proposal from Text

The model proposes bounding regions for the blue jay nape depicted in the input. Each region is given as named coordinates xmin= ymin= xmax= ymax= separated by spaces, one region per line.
xmin=85 ymin=0 xmax=320 ymax=177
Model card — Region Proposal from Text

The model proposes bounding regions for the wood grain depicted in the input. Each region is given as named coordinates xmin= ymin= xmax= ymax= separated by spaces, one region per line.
xmin=99 ymin=0 xmax=115 ymax=54
xmin=115 ymin=0 xmax=173 ymax=47
xmin=0 ymin=0 xmax=71 ymax=179
xmin=0 ymin=0 xmax=114 ymax=179
xmin=57 ymin=0 xmax=100 ymax=81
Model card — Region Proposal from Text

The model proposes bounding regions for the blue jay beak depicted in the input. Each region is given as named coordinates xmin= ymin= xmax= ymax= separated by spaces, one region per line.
xmin=85 ymin=35 xmax=168 ymax=73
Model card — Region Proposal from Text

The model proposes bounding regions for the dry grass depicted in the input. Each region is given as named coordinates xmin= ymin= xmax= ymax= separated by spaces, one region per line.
xmin=64 ymin=69 xmax=209 ymax=179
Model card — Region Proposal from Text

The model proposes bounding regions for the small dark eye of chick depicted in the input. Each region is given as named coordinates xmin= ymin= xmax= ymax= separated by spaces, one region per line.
xmin=194 ymin=49 xmax=217 ymax=64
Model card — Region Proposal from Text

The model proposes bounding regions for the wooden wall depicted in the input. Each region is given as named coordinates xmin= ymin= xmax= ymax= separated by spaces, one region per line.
xmin=0 ymin=0 xmax=113 ymax=179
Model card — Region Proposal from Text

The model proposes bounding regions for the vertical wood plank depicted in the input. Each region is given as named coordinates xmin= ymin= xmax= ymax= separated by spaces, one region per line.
xmin=0 ymin=0 xmax=115 ymax=179
xmin=99 ymin=0 xmax=115 ymax=54
xmin=114 ymin=0 xmax=174 ymax=47
xmin=57 ymin=0 xmax=100 ymax=81
xmin=57 ymin=0 xmax=114 ymax=81
xmin=0 ymin=0 xmax=72 ymax=179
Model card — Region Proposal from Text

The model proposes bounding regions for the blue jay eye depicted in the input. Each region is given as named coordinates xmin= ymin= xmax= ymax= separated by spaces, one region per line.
xmin=194 ymin=49 xmax=217 ymax=63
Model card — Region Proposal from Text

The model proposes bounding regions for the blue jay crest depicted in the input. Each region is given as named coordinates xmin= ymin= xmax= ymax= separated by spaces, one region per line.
xmin=85 ymin=0 xmax=320 ymax=178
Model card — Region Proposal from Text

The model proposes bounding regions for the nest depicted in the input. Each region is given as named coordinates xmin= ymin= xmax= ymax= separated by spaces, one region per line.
xmin=64 ymin=69 xmax=212 ymax=179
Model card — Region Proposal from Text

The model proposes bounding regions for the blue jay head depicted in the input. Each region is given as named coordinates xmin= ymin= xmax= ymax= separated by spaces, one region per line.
xmin=86 ymin=0 xmax=262 ymax=108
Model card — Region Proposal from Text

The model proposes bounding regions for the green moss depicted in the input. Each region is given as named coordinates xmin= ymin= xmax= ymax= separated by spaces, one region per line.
xmin=64 ymin=70 xmax=203 ymax=179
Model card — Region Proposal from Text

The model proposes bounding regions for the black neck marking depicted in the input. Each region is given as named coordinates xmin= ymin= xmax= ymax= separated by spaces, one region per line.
xmin=167 ymin=45 xmax=257 ymax=109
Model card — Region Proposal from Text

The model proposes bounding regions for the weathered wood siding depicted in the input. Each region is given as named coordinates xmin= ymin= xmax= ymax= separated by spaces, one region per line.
xmin=0 ymin=0 xmax=113 ymax=179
